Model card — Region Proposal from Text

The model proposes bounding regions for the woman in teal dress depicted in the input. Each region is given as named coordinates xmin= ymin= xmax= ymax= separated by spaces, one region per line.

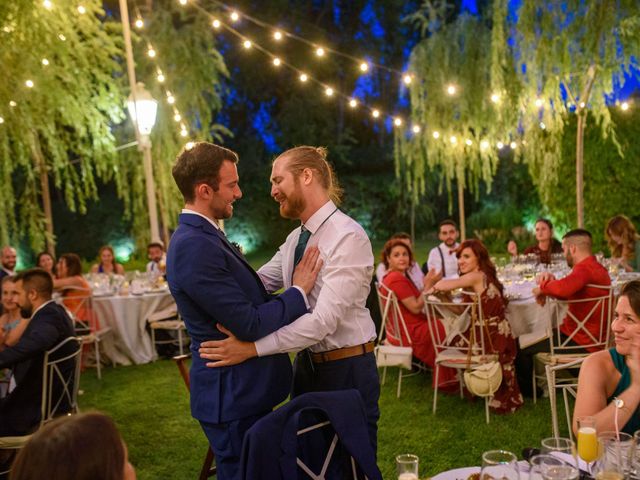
xmin=573 ymin=280 xmax=640 ymax=435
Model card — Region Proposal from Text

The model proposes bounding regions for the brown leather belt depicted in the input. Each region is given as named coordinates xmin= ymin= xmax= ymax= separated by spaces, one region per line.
xmin=310 ymin=341 xmax=375 ymax=364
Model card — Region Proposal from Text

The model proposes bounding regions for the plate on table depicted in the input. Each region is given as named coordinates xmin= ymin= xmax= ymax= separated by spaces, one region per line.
xmin=432 ymin=464 xmax=530 ymax=480
xmin=92 ymin=291 xmax=114 ymax=298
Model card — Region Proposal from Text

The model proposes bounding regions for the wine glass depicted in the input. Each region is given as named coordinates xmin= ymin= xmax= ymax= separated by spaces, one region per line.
xmin=480 ymin=450 xmax=519 ymax=480
xmin=577 ymin=416 xmax=600 ymax=472
xmin=593 ymin=431 xmax=633 ymax=480
xmin=541 ymin=437 xmax=578 ymax=470
xmin=395 ymin=454 xmax=419 ymax=480
xmin=530 ymin=454 xmax=579 ymax=480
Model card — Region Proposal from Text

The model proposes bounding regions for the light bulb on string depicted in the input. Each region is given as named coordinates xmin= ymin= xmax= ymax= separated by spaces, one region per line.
xmin=579 ymin=102 xmax=586 ymax=109
xmin=449 ymin=135 xmax=457 ymax=144
xmin=432 ymin=131 xmax=440 ymax=139
xmin=497 ymin=141 xmax=504 ymax=149
xmin=147 ymin=48 xmax=156 ymax=58
xmin=167 ymin=94 xmax=175 ymax=104
xmin=273 ymin=31 xmax=282 ymax=41
xmin=621 ymin=101 xmax=630 ymax=111
xmin=173 ymin=113 xmax=181 ymax=122
xmin=465 ymin=139 xmax=472 ymax=146
xmin=41 ymin=58 xmax=49 ymax=66
xmin=534 ymin=98 xmax=544 ymax=108
xmin=272 ymin=57 xmax=281 ymax=66
xmin=412 ymin=125 xmax=421 ymax=134
xmin=157 ymin=72 xmax=165 ymax=83
xmin=299 ymin=73 xmax=308 ymax=82
xmin=480 ymin=140 xmax=489 ymax=150
xmin=446 ymin=84 xmax=457 ymax=96
xmin=325 ymin=87 xmax=334 ymax=97
xmin=179 ymin=0 xmax=187 ymax=5
xmin=185 ymin=141 xmax=195 ymax=150
xmin=180 ymin=129 xmax=188 ymax=137
xmin=230 ymin=11 xmax=239 ymax=22
xmin=403 ymin=74 xmax=412 ymax=85
xmin=9 ymin=101 xmax=17 ymax=107
xmin=25 ymin=80 xmax=34 ymax=88
xmin=371 ymin=109 xmax=380 ymax=118
xmin=243 ymin=40 xmax=252 ymax=49
xmin=212 ymin=19 xmax=220 ymax=29
xmin=490 ymin=93 xmax=500 ymax=103
xmin=539 ymin=122 xmax=546 ymax=130
xmin=135 ymin=18 xmax=144 ymax=29
xmin=510 ymin=142 xmax=517 ymax=149
xmin=315 ymin=47 xmax=325 ymax=57
xmin=43 ymin=0 xmax=53 ymax=9
xmin=0 ymin=117 xmax=4 ymax=124
xmin=58 ymin=33 xmax=66 ymax=41
xmin=77 ymin=5 xmax=86 ymax=14
xmin=348 ymin=99 xmax=358 ymax=108
xmin=393 ymin=117 xmax=402 ymax=127
xmin=359 ymin=62 xmax=369 ymax=72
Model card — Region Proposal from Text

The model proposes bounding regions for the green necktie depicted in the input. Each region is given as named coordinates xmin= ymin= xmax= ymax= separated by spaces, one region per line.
xmin=293 ymin=227 xmax=311 ymax=267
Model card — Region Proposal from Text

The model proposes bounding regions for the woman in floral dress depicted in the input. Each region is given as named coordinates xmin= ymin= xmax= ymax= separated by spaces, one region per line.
xmin=424 ymin=239 xmax=523 ymax=413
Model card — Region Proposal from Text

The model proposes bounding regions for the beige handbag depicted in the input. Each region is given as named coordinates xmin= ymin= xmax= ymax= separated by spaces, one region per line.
xmin=463 ymin=304 xmax=503 ymax=397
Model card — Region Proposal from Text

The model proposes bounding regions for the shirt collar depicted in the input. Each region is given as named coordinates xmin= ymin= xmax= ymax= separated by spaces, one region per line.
xmin=182 ymin=208 xmax=221 ymax=231
xmin=2 ymin=267 xmax=15 ymax=275
xmin=31 ymin=299 xmax=55 ymax=319
xmin=302 ymin=200 xmax=336 ymax=234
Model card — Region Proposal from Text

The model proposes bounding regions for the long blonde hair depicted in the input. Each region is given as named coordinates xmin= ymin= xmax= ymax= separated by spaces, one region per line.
xmin=606 ymin=215 xmax=639 ymax=259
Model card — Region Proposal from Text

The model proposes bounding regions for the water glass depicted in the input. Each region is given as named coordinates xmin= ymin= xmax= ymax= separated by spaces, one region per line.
xmin=480 ymin=450 xmax=519 ymax=480
xmin=396 ymin=454 xmax=419 ymax=480
xmin=629 ymin=430 xmax=640 ymax=479
xmin=593 ymin=431 xmax=632 ymax=480
xmin=541 ymin=437 xmax=578 ymax=470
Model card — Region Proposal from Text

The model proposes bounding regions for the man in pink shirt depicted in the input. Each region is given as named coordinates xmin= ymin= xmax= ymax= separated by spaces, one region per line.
xmin=515 ymin=229 xmax=611 ymax=397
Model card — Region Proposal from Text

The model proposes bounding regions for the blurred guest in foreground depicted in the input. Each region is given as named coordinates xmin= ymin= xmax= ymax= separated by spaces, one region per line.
xmin=507 ymin=219 xmax=562 ymax=264
xmin=380 ymin=239 xmax=458 ymax=392
xmin=573 ymin=280 xmax=640 ymax=435
xmin=36 ymin=251 xmax=57 ymax=278
xmin=517 ymin=229 xmax=611 ymax=397
xmin=376 ymin=233 xmax=423 ymax=288
xmin=9 ymin=412 xmax=136 ymax=480
xmin=605 ymin=214 xmax=640 ymax=272
xmin=146 ymin=242 xmax=166 ymax=279
xmin=90 ymin=246 xmax=125 ymax=275
xmin=424 ymin=239 xmax=523 ymax=413
xmin=424 ymin=220 xmax=460 ymax=279
xmin=0 ymin=276 xmax=28 ymax=350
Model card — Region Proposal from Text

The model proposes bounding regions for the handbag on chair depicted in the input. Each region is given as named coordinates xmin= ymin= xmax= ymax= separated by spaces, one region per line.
xmin=463 ymin=304 xmax=502 ymax=397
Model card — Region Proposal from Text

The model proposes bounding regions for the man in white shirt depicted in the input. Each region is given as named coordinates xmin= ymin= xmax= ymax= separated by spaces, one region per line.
xmin=424 ymin=220 xmax=460 ymax=279
xmin=375 ymin=232 xmax=424 ymax=288
xmin=199 ymin=146 xmax=380 ymax=452
xmin=145 ymin=241 xmax=166 ymax=278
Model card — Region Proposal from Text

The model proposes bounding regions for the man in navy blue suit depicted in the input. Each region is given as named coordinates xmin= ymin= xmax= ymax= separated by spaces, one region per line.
xmin=166 ymin=142 xmax=321 ymax=480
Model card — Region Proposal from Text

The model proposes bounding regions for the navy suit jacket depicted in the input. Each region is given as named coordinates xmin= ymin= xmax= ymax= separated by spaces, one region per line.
xmin=167 ymin=213 xmax=308 ymax=424
xmin=0 ymin=301 xmax=76 ymax=436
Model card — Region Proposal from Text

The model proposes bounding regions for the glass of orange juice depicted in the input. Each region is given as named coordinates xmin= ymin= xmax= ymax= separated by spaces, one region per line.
xmin=578 ymin=416 xmax=600 ymax=465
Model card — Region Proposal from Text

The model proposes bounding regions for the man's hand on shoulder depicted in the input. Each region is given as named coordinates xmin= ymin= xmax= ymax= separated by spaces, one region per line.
xmin=292 ymin=246 xmax=323 ymax=294
xmin=199 ymin=324 xmax=258 ymax=367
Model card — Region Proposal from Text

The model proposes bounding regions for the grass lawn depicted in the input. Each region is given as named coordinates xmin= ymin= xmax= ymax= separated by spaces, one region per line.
xmin=78 ymin=360 xmax=561 ymax=480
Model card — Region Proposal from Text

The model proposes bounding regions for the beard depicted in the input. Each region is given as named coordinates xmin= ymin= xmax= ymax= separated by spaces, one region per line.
xmin=444 ymin=238 xmax=457 ymax=247
xmin=20 ymin=304 xmax=33 ymax=318
xmin=565 ymin=252 xmax=574 ymax=268
xmin=279 ymin=181 xmax=306 ymax=219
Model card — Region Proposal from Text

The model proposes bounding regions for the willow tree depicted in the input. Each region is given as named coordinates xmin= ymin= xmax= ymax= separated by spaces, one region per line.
xmin=110 ymin=1 xmax=229 ymax=247
xmin=511 ymin=0 xmax=640 ymax=227
xmin=396 ymin=11 xmax=518 ymax=239
xmin=0 ymin=0 xmax=125 ymax=253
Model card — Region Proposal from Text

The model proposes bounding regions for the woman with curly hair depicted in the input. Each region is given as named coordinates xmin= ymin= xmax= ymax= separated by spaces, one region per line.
xmin=424 ymin=239 xmax=523 ymax=413
xmin=606 ymin=215 xmax=640 ymax=272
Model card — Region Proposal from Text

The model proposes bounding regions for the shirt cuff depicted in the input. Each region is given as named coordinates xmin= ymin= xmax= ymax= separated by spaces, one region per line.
xmin=291 ymin=286 xmax=311 ymax=310
xmin=255 ymin=334 xmax=280 ymax=357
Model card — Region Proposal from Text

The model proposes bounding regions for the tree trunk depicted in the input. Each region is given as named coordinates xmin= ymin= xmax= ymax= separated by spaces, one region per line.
xmin=457 ymin=175 xmax=466 ymax=241
xmin=31 ymin=131 xmax=55 ymax=255
xmin=576 ymin=110 xmax=586 ymax=228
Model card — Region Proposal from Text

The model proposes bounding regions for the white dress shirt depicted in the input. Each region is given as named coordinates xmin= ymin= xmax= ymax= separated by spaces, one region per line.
xmin=376 ymin=262 xmax=423 ymax=289
xmin=255 ymin=200 xmax=377 ymax=355
xmin=427 ymin=242 xmax=460 ymax=279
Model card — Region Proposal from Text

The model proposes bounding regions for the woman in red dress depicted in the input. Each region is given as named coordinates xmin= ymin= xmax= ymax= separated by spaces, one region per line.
xmin=381 ymin=239 xmax=458 ymax=392
xmin=424 ymin=239 xmax=523 ymax=414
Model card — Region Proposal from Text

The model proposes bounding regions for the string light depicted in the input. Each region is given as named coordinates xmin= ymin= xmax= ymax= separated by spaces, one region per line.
xmin=393 ymin=117 xmax=402 ymax=127
xmin=432 ymin=131 xmax=440 ymax=139
xmin=497 ymin=141 xmax=504 ymax=149
xmin=621 ymin=101 xmax=630 ymax=111
xmin=371 ymin=109 xmax=380 ymax=118
xmin=324 ymin=87 xmax=334 ymax=97
xmin=180 ymin=129 xmax=188 ymax=137
xmin=25 ymin=80 xmax=34 ymax=88
xmin=135 ymin=18 xmax=144 ymax=29
xmin=348 ymin=98 xmax=358 ymax=108
xmin=449 ymin=135 xmax=457 ymax=144
xmin=41 ymin=58 xmax=49 ymax=66
xmin=185 ymin=141 xmax=195 ymax=150
xmin=412 ymin=125 xmax=420 ymax=133
xmin=157 ymin=72 xmax=165 ymax=83
xmin=43 ymin=0 xmax=53 ymax=9
xmin=446 ymin=84 xmax=457 ymax=96
xmin=465 ymin=139 xmax=473 ymax=146
xmin=299 ymin=73 xmax=308 ymax=82
xmin=166 ymin=92 xmax=175 ymax=104
xmin=172 ymin=112 xmax=181 ymax=122
xmin=539 ymin=122 xmax=546 ymax=129
xmin=147 ymin=48 xmax=156 ymax=58
xmin=273 ymin=30 xmax=282 ymax=41
xmin=9 ymin=101 xmax=17 ymax=107
xmin=534 ymin=98 xmax=544 ymax=108
xmin=315 ymin=47 xmax=325 ymax=57
xmin=510 ymin=141 xmax=517 ymax=149
xmin=403 ymin=74 xmax=412 ymax=85
xmin=359 ymin=62 xmax=369 ymax=72
xmin=212 ymin=19 xmax=221 ymax=29
xmin=77 ymin=5 xmax=86 ymax=14
xmin=58 ymin=34 xmax=66 ymax=41
xmin=179 ymin=0 xmax=187 ymax=5
xmin=243 ymin=40 xmax=252 ymax=49
xmin=0 ymin=117 xmax=4 ymax=124
xmin=490 ymin=93 xmax=500 ymax=103
xmin=579 ymin=101 xmax=586 ymax=108
xmin=272 ymin=57 xmax=281 ymax=66
xmin=230 ymin=11 xmax=239 ymax=22
xmin=480 ymin=140 xmax=489 ymax=150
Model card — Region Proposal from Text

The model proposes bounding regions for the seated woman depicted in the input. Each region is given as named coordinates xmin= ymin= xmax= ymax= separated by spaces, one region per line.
xmin=605 ymin=214 xmax=640 ymax=272
xmin=90 ymin=245 xmax=125 ymax=275
xmin=380 ymin=239 xmax=458 ymax=392
xmin=10 ymin=412 xmax=136 ymax=480
xmin=0 ymin=276 xmax=28 ymax=350
xmin=573 ymin=280 xmax=640 ymax=435
xmin=55 ymin=253 xmax=94 ymax=328
xmin=424 ymin=239 xmax=523 ymax=413
xmin=36 ymin=251 xmax=57 ymax=278
xmin=506 ymin=219 xmax=562 ymax=264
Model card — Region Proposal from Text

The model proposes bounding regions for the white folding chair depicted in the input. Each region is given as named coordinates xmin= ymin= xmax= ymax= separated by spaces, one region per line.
xmin=424 ymin=292 xmax=497 ymax=423
xmin=546 ymin=357 xmax=584 ymax=441
xmin=374 ymin=283 xmax=417 ymax=398
xmin=60 ymin=287 xmax=112 ymax=379
xmin=533 ymin=284 xmax=614 ymax=403
xmin=0 ymin=336 xmax=83 ymax=474
xmin=146 ymin=302 xmax=189 ymax=357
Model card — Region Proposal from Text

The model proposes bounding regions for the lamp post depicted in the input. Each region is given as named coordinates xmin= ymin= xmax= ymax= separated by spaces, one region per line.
xmin=127 ymin=83 xmax=161 ymax=243
xmin=120 ymin=0 xmax=160 ymax=243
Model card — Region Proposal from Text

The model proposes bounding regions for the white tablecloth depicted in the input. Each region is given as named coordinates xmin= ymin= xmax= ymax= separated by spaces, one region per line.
xmin=93 ymin=291 xmax=175 ymax=365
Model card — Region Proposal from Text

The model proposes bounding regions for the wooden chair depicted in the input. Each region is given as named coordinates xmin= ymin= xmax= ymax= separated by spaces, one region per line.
xmin=173 ymin=354 xmax=216 ymax=479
